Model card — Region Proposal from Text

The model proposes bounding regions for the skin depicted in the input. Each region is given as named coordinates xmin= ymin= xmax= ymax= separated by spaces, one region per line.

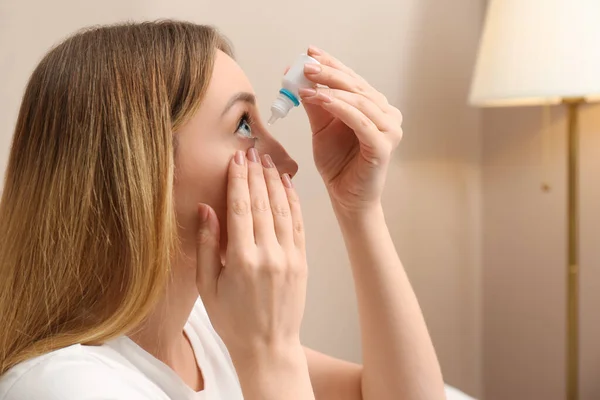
xmin=130 ymin=47 xmax=446 ymax=400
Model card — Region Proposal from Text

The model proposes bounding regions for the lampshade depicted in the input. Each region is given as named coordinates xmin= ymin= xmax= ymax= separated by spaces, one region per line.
xmin=469 ymin=0 xmax=600 ymax=107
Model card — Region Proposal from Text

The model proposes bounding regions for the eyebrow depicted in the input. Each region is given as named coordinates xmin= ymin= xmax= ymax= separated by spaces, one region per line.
xmin=221 ymin=92 xmax=256 ymax=117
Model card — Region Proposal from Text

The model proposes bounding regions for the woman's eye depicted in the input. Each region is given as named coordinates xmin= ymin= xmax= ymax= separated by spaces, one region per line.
xmin=235 ymin=114 xmax=255 ymax=139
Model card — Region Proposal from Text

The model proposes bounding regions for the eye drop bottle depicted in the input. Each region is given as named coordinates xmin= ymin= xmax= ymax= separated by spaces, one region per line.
xmin=268 ymin=54 xmax=320 ymax=125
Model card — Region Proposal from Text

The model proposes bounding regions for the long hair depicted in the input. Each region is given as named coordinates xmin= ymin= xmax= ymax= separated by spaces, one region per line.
xmin=0 ymin=20 xmax=232 ymax=375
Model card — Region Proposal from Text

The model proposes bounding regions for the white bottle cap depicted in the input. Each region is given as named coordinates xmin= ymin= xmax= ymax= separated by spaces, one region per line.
xmin=268 ymin=114 xmax=280 ymax=126
xmin=268 ymin=92 xmax=296 ymax=125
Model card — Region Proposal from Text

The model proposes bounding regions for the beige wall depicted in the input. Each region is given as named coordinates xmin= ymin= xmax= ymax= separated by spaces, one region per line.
xmin=0 ymin=0 xmax=485 ymax=397
xmin=482 ymin=104 xmax=600 ymax=399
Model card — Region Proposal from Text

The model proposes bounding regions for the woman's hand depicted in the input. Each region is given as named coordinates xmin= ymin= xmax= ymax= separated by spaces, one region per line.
xmin=195 ymin=148 xmax=307 ymax=354
xmin=299 ymin=46 xmax=403 ymax=214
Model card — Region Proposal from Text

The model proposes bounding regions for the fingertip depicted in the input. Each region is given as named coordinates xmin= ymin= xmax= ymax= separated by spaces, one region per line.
xmin=198 ymin=203 xmax=210 ymax=223
xmin=198 ymin=204 xmax=220 ymax=236
xmin=195 ymin=204 xmax=222 ymax=293
xmin=206 ymin=205 xmax=221 ymax=238
xmin=282 ymin=173 xmax=294 ymax=189
xmin=233 ymin=150 xmax=245 ymax=166
xmin=298 ymin=87 xmax=317 ymax=98
xmin=229 ymin=151 xmax=249 ymax=181
xmin=308 ymin=45 xmax=323 ymax=56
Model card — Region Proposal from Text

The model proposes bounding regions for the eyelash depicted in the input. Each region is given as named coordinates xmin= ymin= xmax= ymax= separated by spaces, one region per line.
xmin=235 ymin=112 xmax=256 ymax=140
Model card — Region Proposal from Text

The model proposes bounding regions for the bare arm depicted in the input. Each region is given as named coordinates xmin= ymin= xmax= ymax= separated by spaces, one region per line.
xmin=303 ymin=208 xmax=445 ymax=400
xmin=335 ymin=204 xmax=445 ymax=400
xmin=304 ymin=347 xmax=362 ymax=400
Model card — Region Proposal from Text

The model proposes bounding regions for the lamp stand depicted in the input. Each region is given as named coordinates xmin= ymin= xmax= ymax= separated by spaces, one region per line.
xmin=564 ymin=97 xmax=584 ymax=400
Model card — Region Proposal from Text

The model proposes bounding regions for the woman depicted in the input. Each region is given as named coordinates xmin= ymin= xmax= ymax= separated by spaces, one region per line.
xmin=0 ymin=21 xmax=445 ymax=399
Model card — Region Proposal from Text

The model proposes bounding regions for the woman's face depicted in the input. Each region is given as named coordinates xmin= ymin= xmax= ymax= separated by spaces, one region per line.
xmin=174 ymin=50 xmax=298 ymax=253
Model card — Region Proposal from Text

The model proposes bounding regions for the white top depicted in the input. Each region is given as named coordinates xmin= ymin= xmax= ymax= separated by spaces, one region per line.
xmin=0 ymin=299 xmax=244 ymax=400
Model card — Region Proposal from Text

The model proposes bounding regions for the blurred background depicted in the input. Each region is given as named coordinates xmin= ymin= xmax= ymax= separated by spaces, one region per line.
xmin=1 ymin=0 xmax=599 ymax=399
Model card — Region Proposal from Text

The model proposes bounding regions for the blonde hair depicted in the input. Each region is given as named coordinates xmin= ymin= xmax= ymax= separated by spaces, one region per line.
xmin=0 ymin=20 xmax=232 ymax=375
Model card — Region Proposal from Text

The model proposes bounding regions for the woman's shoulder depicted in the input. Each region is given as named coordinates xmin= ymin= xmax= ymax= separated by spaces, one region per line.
xmin=0 ymin=344 xmax=163 ymax=400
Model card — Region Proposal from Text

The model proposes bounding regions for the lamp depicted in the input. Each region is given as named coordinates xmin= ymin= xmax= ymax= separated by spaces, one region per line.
xmin=469 ymin=1 xmax=600 ymax=399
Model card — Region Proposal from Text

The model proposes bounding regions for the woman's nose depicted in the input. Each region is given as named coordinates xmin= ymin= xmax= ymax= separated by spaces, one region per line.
xmin=274 ymin=154 xmax=299 ymax=178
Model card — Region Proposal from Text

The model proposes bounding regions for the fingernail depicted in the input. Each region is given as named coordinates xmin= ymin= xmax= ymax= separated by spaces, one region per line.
xmin=282 ymin=173 xmax=293 ymax=189
xmin=308 ymin=45 xmax=323 ymax=56
xmin=317 ymin=91 xmax=333 ymax=103
xmin=248 ymin=148 xmax=259 ymax=163
xmin=262 ymin=154 xmax=275 ymax=168
xmin=235 ymin=150 xmax=245 ymax=165
xmin=198 ymin=205 xmax=209 ymax=223
xmin=304 ymin=63 xmax=321 ymax=74
xmin=299 ymin=88 xmax=317 ymax=97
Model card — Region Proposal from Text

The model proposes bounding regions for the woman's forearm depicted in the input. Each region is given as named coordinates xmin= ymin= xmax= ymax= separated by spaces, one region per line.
xmin=334 ymin=204 xmax=445 ymax=400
